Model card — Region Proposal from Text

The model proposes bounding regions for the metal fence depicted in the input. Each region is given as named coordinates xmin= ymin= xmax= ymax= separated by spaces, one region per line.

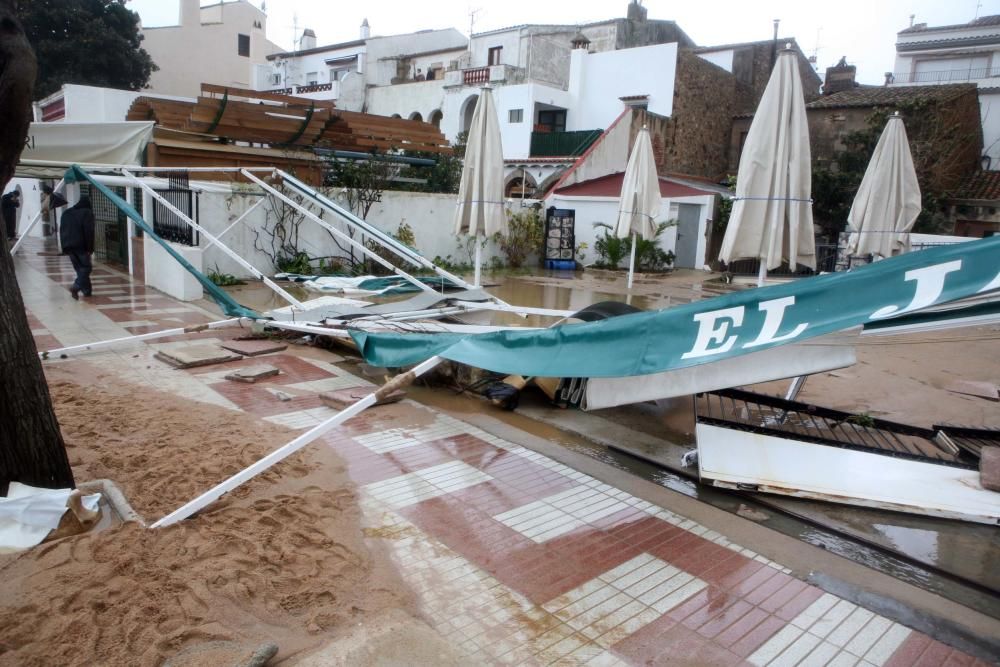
xmin=724 ymin=242 xmax=839 ymax=277
xmin=80 ymin=183 xmax=129 ymax=267
xmin=152 ymin=173 xmax=198 ymax=246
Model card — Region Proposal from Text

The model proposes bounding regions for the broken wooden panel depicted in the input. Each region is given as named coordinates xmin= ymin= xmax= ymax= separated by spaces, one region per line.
xmin=154 ymin=345 xmax=242 ymax=369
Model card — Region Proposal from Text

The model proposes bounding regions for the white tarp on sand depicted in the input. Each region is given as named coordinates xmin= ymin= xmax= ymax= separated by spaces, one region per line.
xmin=0 ymin=483 xmax=100 ymax=552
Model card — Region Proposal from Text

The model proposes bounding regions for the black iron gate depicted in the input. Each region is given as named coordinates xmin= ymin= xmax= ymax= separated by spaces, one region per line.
xmin=152 ymin=172 xmax=198 ymax=246
xmin=81 ymin=183 xmax=129 ymax=267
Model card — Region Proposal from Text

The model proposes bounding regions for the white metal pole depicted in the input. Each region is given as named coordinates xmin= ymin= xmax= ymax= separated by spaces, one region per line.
xmin=276 ymin=169 xmax=475 ymax=290
xmin=241 ymin=169 xmax=436 ymax=295
xmin=627 ymin=232 xmax=637 ymax=289
xmin=151 ymin=355 xmax=445 ymax=528
xmin=125 ymin=186 xmax=135 ymax=276
xmin=121 ymin=170 xmax=306 ymax=309
xmin=10 ymin=178 xmax=65 ymax=255
xmin=202 ymin=197 xmax=266 ymax=251
xmin=474 ymin=234 xmax=482 ymax=288
xmin=37 ymin=318 xmax=243 ymax=359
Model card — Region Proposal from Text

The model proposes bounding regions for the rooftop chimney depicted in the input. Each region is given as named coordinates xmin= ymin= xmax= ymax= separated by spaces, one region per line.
xmin=360 ymin=18 xmax=370 ymax=40
xmin=300 ymin=28 xmax=316 ymax=50
xmin=626 ymin=1 xmax=647 ymax=22
xmin=824 ymin=56 xmax=857 ymax=95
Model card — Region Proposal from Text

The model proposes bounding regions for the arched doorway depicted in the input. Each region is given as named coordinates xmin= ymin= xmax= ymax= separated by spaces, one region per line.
xmin=505 ymin=173 xmax=538 ymax=199
xmin=409 ymin=111 xmax=423 ymax=122
xmin=460 ymin=94 xmax=479 ymax=133
xmin=391 ymin=113 xmax=402 ymax=119
xmin=428 ymin=109 xmax=443 ymax=129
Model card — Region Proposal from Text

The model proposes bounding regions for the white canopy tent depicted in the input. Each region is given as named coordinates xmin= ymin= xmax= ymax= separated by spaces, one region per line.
xmin=614 ymin=127 xmax=661 ymax=289
xmin=846 ymin=113 xmax=921 ymax=259
xmin=719 ymin=47 xmax=815 ymax=285
xmin=453 ymin=87 xmax=506 ymax=288
xmin=15 ymin=121 xmax=154 ymax=179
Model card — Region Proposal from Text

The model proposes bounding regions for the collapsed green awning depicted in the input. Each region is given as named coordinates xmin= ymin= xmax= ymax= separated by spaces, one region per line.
xmin=351 ymin=236 xmax=1000 ymax=378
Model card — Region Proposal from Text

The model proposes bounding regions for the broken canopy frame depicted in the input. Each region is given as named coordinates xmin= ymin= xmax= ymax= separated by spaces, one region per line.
xmin=695 ymin=389 xmax=1000 ymax=524
xmin=63 ymin=165 xmax=260 ymax=320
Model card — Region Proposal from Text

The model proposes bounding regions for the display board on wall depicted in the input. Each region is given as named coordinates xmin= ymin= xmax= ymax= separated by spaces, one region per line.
xmin=545 ymin=206 xmax=576 ymax=269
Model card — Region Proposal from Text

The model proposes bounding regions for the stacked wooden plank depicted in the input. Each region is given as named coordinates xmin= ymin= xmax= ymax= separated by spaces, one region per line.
xmin=126 ymin=84 xmax=451 ymax=154
xmin=320 ymin=110 xmax=451 ymax=154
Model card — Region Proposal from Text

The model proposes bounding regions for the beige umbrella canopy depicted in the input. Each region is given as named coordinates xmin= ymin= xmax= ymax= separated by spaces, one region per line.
xmin=453 ymin=87 xmax=505 ymax=287
xmin=719 ymin=47 xmax=815 ymax=284
xmin=615 ymin=126 xmax=661 ymax=289
xmin=846 ymin=113 xmax=921 ymax=259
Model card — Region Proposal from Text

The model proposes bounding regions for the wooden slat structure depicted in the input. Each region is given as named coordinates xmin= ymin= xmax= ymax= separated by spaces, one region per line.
xmin=127 ymin=84 xmax=451 ymax=154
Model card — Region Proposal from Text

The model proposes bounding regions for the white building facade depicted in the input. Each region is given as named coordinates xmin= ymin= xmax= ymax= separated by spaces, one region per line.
xmin=140 ymin=0 xmax=283 ymax=97
xmin=890 ymin=15 xmax=1000 ymax=169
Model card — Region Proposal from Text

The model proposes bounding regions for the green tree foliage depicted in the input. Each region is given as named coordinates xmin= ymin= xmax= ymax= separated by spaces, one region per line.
xmin=18 ymin=0 xmax=156 ymax=99
xmin=495 ymin=209 xmax=544 ymax=268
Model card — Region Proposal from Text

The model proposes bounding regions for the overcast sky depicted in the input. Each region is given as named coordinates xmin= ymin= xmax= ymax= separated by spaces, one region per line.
xmin=129 ymin=0 xmax=1000 ymax=85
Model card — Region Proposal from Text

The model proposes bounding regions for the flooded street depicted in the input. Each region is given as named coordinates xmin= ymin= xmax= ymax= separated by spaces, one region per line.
xmin=216 ymin=267 xmax=1000 ymax=619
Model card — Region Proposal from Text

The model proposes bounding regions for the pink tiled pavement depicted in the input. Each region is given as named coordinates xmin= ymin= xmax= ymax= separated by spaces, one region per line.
xmin=15 ymin=244 xmax=993 ymax=667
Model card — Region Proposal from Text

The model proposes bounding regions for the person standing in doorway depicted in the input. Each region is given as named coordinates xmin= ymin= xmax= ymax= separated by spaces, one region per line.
xmin=60 ymin=196 xmax=95 ymax=299
xmin=2 ymin=189 xmax=20 ymax=242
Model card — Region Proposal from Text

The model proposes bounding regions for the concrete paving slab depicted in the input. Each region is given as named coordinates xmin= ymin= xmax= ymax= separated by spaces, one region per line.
xmin=220 ymin=339 xmax=289 ymax=357
xmin=224 ymin=364 xmax=281 ymax=384
xmin=155 ymin=345 xmax=243 ymax=369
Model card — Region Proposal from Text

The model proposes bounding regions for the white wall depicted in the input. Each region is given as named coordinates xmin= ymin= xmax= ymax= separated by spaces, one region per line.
xmin=981 ymin=90 xmax=1000 ymax=169
xmin=6 ymin=178 xmax=46 ymax=239
xmin=58 ymin=84 xmax=194 ymax=123
xmin=470 ymin=29 xmax=523 ymax=68
xmin=142 ymin=0 xmax=281 ymax=97
xmin=696 ymin=49 xmax=735 ymax=73
xmin=543 ymin=193 xmax=710 ymax=268
xmin=190 ymin=188 xmax=510 ymax=281
xmin=569 ymin=43 xmax=677 ymax=129
xmin=144 ymin=239 xmax=204 ymax=301
xmin=367 ymin=79 xmax=449 ymax=124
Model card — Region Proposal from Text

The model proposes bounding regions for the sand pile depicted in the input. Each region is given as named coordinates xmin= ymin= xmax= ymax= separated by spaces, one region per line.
xmin=0 ymin=364 xmax=415 ymax=667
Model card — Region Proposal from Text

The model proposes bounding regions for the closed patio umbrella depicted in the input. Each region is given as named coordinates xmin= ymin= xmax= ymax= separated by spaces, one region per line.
xmin=453 ymin=86 xmax=505 ymax=287
xmin=846 ymin=112 xmax=921 ymax=260
xmin=719 ymin=46 xmax=815 ymax=286
xmin=615 ymin=126 xmax=661 ymax=289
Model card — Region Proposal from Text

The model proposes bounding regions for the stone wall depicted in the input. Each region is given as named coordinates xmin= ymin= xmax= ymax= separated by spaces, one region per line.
xmin=729 ymin=42 xmax=821 ymax=113
xmin=639 ymin=51 xmax=737 ymax=180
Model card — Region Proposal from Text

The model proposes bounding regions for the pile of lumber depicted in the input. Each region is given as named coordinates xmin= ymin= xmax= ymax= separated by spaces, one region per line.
xmin=127 ymin=84 xmax=450 ymax=154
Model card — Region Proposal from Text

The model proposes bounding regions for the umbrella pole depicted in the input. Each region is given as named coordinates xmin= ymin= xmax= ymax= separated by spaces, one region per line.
xmin=474 ymin=234 xmax=482 ymax=288
xmin=757 ymin=262 xmax=767 ymax=288
xmin=627 ymin=232 xmax=638 ymax=289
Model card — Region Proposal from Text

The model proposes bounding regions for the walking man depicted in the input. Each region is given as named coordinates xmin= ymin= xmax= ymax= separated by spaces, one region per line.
xmin=2 ymin=189 xmax=20 ymax=241
xmin=60 ymin=196 xmax=95 ymax=299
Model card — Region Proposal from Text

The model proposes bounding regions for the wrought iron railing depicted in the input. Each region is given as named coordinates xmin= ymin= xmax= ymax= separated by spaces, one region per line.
xmin=529 ymin=129 xmax=602 ymax=157
xmin=723 ymin=242 xmax=839 ymax=277
xmin=892 ymin=67 xmax=1000 ymax=84
xmin=81 ymin=183 xmax=129 ymax=267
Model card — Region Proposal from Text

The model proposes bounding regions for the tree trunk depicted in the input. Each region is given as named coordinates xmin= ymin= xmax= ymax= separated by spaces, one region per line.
xmin=0 ymin=0 xmax=75 ymax=490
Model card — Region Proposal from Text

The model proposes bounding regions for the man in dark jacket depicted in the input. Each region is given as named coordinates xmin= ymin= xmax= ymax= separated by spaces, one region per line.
xmin=2 ymin=190 xmax=20 ymax=241
xmin=60 ymin=196 xmax=96 ymax=299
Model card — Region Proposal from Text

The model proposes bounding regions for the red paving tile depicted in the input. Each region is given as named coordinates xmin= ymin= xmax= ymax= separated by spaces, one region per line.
xmin=727 ymin=614 xmax=787 ymax=658
xmin=774 ymin=585 xmax=824 ymax=622
xmin=758 ymin=577 xmax=810 ymax=613
xmin=648 ymin=625 xmax=742 ymax=666
xmin=713 ymin=606 xmax=772 ymax=649
xmin=612 ymin=611 xmax=679 ymax=665
xmin=884 ymin=634 xmax=935 ymax=667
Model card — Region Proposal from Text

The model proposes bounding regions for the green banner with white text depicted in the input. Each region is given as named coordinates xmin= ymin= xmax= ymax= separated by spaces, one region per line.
xmin=351 ymin=235 xmax=1000 ymax=378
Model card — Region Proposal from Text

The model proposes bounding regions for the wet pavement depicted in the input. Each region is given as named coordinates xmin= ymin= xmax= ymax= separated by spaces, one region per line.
xmin=15 ymin=246 xmax=999 ymax=665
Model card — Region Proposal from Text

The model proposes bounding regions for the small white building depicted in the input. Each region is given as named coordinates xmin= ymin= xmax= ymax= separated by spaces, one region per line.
xmin=890 ymin=15 xmax=1000 ymax=169
xmin=547 ymin=173 xmax=718 ymax=270
xmin=140 ymin=0 xmax=283 ymax=97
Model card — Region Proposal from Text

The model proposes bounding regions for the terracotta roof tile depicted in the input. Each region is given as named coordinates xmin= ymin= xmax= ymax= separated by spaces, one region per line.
xmin=952 ymin=170 xmax=1000 ymax=200
xmin=805 ymin=83 xmax=976 ymax=109
xmin=553 ymin=172 xmax=713 ymax=198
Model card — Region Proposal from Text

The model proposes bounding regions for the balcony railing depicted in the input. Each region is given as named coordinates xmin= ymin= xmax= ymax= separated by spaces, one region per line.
xmin=530 ymin=129 xmax=602 ymax=158
xmin=463 ymin=67 xmax=490 ymax=85
xmin=892 ymin=67 xmax=1000 ymax=84
xmin=269 ymin=82 xmax=338 ymax=98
